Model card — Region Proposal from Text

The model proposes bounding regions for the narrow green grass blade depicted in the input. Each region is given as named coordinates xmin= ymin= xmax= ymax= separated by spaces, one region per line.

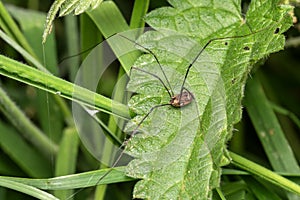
xmin=223 ymin=190 xmax=246 ymax=200
xmin=0 ymin=155 xmax=24 ymax=176
xmin=0 ymin=28 xmax=72 ymax=125
xmin=130 ymin=0 xmax=150 ymax=29
xmin=0 ymin=29 xmax=47 ymax=72
xmin=0 ymin=12 xmax=72 ymax=128
xmin=84 ymin=2 xmax=134 ymax=199
xmin=269 ymin=101 xmax=300 ymax=129
xmin=0 ymin=179 xmax=59 ymax=200
xmin=79 ymin=13 xmax=103 ymax=61
xmin=0 ymin=122 xmax=52 ymax=177
xmin=245 ymin=74 xmax=300 ymax=199
xmin=87 ymin=1 xmax=129 ymax=37
xmin=0 ymin=4 xmax=72 ymax=126
xmin=243 ymin=176 xmax=282 ymax=200
xmin=6 ymin=4 xmax=58 ymax=74
xmin=0 ymin=167 xmax=133 ymax=190
xmin=65 ymin=14 xmax=80 ymax=81
xmin=245 ymin=74 xmax=300 ymax=173
xmin=215 ymin=187 xmax=226 ymax=200
xmin=230 ymin=152 xmax=300 ymax=196
xmin=74 ymin=16 xmax=109 ymax=195
xmin=87 ymin=1 xmax=140 ymax=73
xmin=6 ymin=4 xmax=64 ymax=142
xmin=54 ymin=128 xmax=79 ymax=199
xmin=0 ymin=87 xmax=58 ymax=157
xmin=0 ymin=1 xmax=36 ymax=57
xmin=0 ymin=55 xmax=129 ymax=119
xmin=220 ymin=180 xmax=247 ymax=198
xmin=95 ymin=69 xmax=128 ymax=200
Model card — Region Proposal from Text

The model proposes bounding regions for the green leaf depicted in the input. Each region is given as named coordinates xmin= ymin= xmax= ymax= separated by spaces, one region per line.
xmin=123 ymin=0 xmax=293 ymax=199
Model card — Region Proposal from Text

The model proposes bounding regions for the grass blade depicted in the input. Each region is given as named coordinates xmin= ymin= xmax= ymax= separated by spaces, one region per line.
xmin=0 ymin=179 xmax=59 ymax=200
xmin=0 ymin=87 xmax=58 ymax=157
xmin=245 ymin=74 xmax=299 ymax=172
xmin=230 ymin=152 xmax=300 ymax=196
xmin=0 ymin=55 xmax=129 ymax=119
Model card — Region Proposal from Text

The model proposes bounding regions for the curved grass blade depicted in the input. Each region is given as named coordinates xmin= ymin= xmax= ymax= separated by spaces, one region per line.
xmin=0 ymin=179 xmax=59 ymax=200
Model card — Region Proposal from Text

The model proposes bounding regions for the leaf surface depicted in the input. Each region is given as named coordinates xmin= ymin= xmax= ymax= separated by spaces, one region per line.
xmin=124 ymin=0 xmax=292 ymax=199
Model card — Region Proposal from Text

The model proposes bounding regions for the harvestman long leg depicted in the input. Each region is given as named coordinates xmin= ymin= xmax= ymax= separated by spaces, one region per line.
xmin=87 ymin=34 xmax=198 ymax=189
xmin=66 ymin=33 xmax=193 ymax=200
xmin=87 ymin=23 xmax=281 ymax=189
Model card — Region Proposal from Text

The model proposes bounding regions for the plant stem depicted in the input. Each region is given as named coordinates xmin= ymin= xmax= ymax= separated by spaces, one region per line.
xmin=230 ymin=151 xmax=300 ymax=196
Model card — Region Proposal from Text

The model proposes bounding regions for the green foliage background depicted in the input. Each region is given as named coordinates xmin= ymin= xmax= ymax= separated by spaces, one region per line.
xmin=0 ymin=0 xmax=299 ymax=200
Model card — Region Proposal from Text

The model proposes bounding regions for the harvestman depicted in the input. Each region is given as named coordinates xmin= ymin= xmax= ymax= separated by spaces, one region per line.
xmin=71 ymin=22 xmax=281 ymax=198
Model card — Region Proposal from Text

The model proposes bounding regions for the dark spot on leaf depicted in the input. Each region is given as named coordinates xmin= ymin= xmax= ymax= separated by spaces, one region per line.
xmin=243 ymin=46 xmax=250 ymax=51
xmin=224 ymin=42 xmax=228 ymax=45
xmin=274 ymin=27 xmax=280 ymax=34
xmin=231 ymin=78 xmax=236 ymax=84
